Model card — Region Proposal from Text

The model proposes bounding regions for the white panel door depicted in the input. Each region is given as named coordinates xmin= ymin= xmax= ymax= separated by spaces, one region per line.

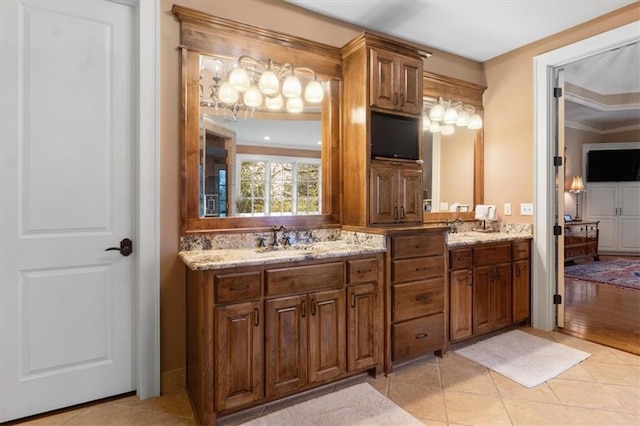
xmin=1 ymin=1 xmax=135 ymax=421
xmin=618 ymin=182 xmax=640 ymax=252
xmin=585 ymin=183 xmax=618 ymax=251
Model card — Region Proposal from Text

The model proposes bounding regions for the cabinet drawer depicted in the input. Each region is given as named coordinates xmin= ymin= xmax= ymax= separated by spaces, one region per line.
xmin=392 ymin=278 xmax=444 ymax=322
xmin=392 ymin=233 xmax=445 ymax=259
xmin=586 ymin=242 xmax=598 ymax=255
xmin=392 ymin=255 xmax=444 ymax=283
xmin=473 ymin=244 xmax=511 ymax=267
xmin=449 ymin=248 xmax=472 ymax=270
xmin=347 ymin=258 xmax=379 ymax=285
xmin=512 ymin=241 xmax=530 ymax=261
xmin=566 ymin=246 xmax=586 ymax=258
xmin=266 ymin=262 xmax=344 ymax=297
xmin=392 ymin=313 xmax=444 ymax=361
xmin=215 ymin=271 xmax=262 ymax=303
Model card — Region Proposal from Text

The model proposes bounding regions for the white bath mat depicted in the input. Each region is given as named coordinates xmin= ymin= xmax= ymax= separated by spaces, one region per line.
xmin=239 ymin=382 xmax=422 ymax=425
xmin=455 ymin=329 xmax=590 ymax=388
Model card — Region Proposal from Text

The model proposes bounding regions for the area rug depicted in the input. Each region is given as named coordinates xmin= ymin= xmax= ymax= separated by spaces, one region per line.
xmin=239 ymin=383 xmax=422 ymax=426
xmin=565 ymin=259 xmax=640 ymax=290
xmin=454 ymin=329 xmax=590 ymax=388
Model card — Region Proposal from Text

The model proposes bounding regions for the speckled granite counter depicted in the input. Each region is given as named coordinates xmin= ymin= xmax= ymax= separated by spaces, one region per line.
xmin=447 ymin=231 xmax=532 ymax=247
xmin=179 ymin=230 xmax=386 ymax=270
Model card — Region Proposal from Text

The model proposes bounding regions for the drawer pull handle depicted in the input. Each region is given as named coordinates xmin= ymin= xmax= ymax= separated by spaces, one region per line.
xmin=230 ymin=285 xmax=250 ymax=291
xmin=351 ymin=293 xmax=356 ymax=308
xmin=301 ymin=300 xmax=306 ymax=318
xmin=357 ymin=268 xmax=372 ymax=274
xmin=415 ymin=295 xmax=429 ymax=302
xmin=415 ymin=333 xmax=429 ymax=339
xmin=254 ymin=308 xmax=260 ymax=327
xmin=311 ymin=298 xmax=317 ymax=316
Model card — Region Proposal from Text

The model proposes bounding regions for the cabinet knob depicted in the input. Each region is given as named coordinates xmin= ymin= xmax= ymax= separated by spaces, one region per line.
xmin=415 ymin=333 xmax=429 ymax=339
xmin=415 ymin=294 xmax=429 ymax=303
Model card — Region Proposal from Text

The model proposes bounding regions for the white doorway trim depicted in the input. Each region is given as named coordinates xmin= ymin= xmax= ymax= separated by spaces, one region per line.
xmin=532 ymin=20 xmax=640 ymax=331
xmin=136 ymin=0 xmax=160 ymax=399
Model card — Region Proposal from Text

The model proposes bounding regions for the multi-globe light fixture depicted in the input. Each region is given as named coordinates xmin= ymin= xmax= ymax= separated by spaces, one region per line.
xmin=423 ymin=97 xmax=483 ymax=135
xmin=200 ymin=54 xmax=324 ymax=120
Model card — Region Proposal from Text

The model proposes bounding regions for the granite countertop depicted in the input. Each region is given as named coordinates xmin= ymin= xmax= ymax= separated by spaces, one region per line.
xmin=180 ymin=240 xmax=386 ymax=271
xmin=447 ymin=231 xmax=533 ymax=247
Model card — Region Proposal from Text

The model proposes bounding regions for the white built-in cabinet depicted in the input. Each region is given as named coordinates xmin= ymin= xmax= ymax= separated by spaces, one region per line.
xmin=585 ymin=182 xmax=640 ymax=254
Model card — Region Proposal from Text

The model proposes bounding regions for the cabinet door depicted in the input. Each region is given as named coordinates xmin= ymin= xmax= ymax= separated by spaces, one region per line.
xmin=450 ymin=269 xmax=473 ymax=341
xmin=347 ymin=283 xmax=379 ymax=371
xmin=399 ymin=167 xmax=423 ymax=223
xmin=513 ymin=259 xmax=530 ymax=323
xmin=370 ymin=164 xmax=398 ymax=224
xmin=215 ymin=302 xmax=263 ymax=411
xmin=493 ymin=263 xmax=512 ymax=329
xmin=308 ymin=289 xmax=345 ymax=384
xmin=370 ymin=49 xmax=397 ymax=111
xmin=266 ymin=295 xmax=307 ymax=397
xmin=397 ymin=57 xmax=423 ymax=115
xmin=472 ymin=265 xmax=492 ymax=334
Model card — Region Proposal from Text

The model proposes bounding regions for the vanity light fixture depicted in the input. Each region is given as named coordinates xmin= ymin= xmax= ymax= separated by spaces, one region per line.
xmin=423 ymin=97 xmax=482 ymax=135
xmin=200 ymin=54 xmax=324 ymax=120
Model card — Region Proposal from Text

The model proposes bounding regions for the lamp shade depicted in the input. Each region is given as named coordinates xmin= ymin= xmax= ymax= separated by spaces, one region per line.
xmin=468 ymin=113 xmax=483 ymax=130
xmin=228 ymin=66 xmax=251 ymax=92
xmin=282 ymin=74 xmax=302 ymax=98
xmin=286 ymin=96 xmax=304 ymax=113
xmin=570 ymin=176 xmax=585 ymax=192
xmin=429 ymin=103 xmax=445 ymax=122
xmin=265 ymin=94 xmax=284 ymax=110
xmin=243 ymin=85 xmax=263 ymax=108
xmin=443 ymin=106 xmax=458 ymax=124
xmin=258 ymin=70 xmax=279 ymax=95
xmin=304 ymin=79 xmax=324 ymax=103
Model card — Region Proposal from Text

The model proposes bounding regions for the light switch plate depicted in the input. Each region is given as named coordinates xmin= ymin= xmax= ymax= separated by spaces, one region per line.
xmin=521 ymin=203 xmax=534 ymax=216
xmin=504 ymin=203 xmax=512 ymax=216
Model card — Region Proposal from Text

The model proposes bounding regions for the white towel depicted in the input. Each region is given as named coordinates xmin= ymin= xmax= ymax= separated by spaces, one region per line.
xmin=475 ymin=204 xmax=497 ymax=221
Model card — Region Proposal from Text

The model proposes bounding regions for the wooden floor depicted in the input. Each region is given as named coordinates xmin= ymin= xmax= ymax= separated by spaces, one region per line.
xmin=562 ymin=255 xmax=640 ymax=355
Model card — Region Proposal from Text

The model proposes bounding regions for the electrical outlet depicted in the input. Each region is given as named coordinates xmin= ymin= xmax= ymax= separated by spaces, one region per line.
xmin=504 ymin=203 xmax=512 ymax=216
xmin=521 ymin=203 xmax=534 ymax=216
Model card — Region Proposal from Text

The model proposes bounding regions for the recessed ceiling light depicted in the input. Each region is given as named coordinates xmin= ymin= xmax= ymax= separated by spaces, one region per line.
xmin=317 ymin=140 xmax=322 ymax=145
xmin=264 ymin=136 xmax=271 ymax=141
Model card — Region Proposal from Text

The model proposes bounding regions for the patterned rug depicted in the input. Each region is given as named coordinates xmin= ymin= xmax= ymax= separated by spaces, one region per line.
xmin=565 ymin=260 xmax=640 ymax=290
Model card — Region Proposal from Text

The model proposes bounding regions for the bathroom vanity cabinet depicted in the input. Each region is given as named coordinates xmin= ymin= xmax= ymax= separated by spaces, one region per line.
xmin=369 ymin=46 xmax=423 ymax=115
xmin=369 ymin=161 xmax=423 ymax=225
xmin=448 ymin=239 xmax=531 ymax=342
xmin=186 ymin=254 xmax=383 ymax=425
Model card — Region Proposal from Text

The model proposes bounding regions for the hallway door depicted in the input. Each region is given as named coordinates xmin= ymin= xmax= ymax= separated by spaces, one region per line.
xmin=1 ymin=0 xmax=136 ymax=421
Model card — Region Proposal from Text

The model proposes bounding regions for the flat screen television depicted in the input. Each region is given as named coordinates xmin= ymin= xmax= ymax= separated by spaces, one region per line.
xmin=586 ymin=149 xmax=640 ymax=182
xmin=370 ymin=111 xmax=419 ymax=161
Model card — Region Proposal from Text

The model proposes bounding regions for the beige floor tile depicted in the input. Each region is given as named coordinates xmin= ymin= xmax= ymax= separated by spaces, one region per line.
xmin=439 ymin=353 xmax=499 ymax=396
xmin=390 ymin=360 xmax=442 ymax=389
xmin=362 ymin=375 xmax=390 ymax=396
xmin=554 ymin=362 xmax=598 ymax=381
xmin=548 ymin=379 xmax=640 ymax=415
xmin=564 ymin=405 xmax=640 ymax=425
xmin=15 ymin=409 xmax=88 ymax=426
xmin=63 ymin=403 xmax=192 ymax=425
xmin=579 ymin=359 xmax=640 ymax=386
xmin=551 ymin=332 xmax=611 ymax=355
xmin=502 ymin=398 xmax=575 ymax=425
xmin=388 ymin=381 xmax=447 ymax=423
xmin=444 ymin=391 xmax=512 ymax=425
xmin=490 ymin=371 xmax=560 ymax=404
xmin=109 ymin=389 xmax=194 ymax=420
xmin=609 ymin=348 xmax=640 ymax=366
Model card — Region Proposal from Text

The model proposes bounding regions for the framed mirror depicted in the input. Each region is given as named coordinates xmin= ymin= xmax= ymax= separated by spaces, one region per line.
xmin=173 ymin=6 xmax=342 ymax=233
xmin=421 ymin=72 xmax=486 ymax=222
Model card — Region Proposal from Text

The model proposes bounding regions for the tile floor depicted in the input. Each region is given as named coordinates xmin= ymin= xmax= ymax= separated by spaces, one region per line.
xmin=12 ymin=327 xmax=640 ymax=425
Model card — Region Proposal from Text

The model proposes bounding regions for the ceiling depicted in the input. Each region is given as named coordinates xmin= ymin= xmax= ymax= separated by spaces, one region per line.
xmin=286 ymin=0 xmax=637 ymax=62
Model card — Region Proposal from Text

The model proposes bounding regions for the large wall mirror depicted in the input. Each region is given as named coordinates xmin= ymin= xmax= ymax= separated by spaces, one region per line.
xmin=421 ymin=72 xmax=486 ymax=222
xmin=174 ymin=6 xmax=342 ymax=233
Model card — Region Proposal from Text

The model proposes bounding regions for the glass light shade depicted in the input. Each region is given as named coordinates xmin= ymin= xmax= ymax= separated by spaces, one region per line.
xmin=429 ymin=122 xmax=441 ymax=133
xmin=443 ymin=106 xmax=458 ymax=124
xmin=218 ymin=81 xmax=239 ymax=104
xmin=265 ymin=94 xmax=283 ymax=110
xmin=243 ymin=85 xmax=263 ymax=108
xmin=570 ymin=176 xmax=585 ymax=192
xmin=228 ymin=66 xmax=251 ymax=92
xmin=456 ymin=110 xmax=470 ymax=127
xmin=258 ymin=70 xmax=279 ymax=96
xmin=468 ymin=113 xmax=483 ymax=129
xmin=429 ymin=103 xmax=445 ymax=122
xmin=304 ymin=80 xmax=324 ymax=103
xmin=423 ymin=116 xmax=431 ymax=131
xmin=286 ymin=96 xmax=304 ymax=113
xmin=441 ymin=124 xmax=455 ymax=135
xmin=282 ymin=74 xmax=302 ymax=98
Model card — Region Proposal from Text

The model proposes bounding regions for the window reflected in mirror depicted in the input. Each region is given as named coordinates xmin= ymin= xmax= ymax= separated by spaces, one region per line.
xmin=199 ymin=53 xmax=325 ymax=218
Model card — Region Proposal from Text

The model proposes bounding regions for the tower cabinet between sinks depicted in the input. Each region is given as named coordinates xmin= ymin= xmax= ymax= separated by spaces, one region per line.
xmin=186 ymin=254 xmax=384 ymax=425
xmin=448 ymin=239 xmax=531 ymax=342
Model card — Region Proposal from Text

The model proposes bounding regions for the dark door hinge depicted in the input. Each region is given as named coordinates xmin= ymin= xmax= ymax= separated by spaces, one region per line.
xmin=553 ymin=294 xmax=562 ymax=304
xmin=553 ymin=156 xmax=563 ymax=166
xmin=554 ymin=87 xmax=563 ymax=97
xmin=553 ymin=225 xmax=562 ymax=236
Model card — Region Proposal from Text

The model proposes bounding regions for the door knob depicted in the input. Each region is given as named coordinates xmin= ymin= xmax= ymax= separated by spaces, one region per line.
xmin=105 ymin=238 xmax=133 ymax=256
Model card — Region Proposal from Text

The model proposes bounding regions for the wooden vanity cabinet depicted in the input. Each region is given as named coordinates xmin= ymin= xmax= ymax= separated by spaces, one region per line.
xmin=448 ymin=239 xmax=531 ymax=343
xmin=370 ymin=48 xmax=423 ymax=115
xmin=370 ymin=162 xmax=422 ymax=225
xmin=186 ymin=254 xmax=384 ymax=425
xmin=388 ymin=230 xmax=446 ymax=365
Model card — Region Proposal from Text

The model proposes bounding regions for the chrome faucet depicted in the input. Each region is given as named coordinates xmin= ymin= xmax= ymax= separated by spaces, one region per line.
xmin=448 ymin=217 xmax=464 ymax=234
xmin=271 ymin=225 xmax=286 ymax=247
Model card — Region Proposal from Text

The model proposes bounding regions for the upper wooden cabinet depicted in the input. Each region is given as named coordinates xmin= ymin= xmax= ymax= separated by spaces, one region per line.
xmin=370 ymin=49 xmax=423 ymax=115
